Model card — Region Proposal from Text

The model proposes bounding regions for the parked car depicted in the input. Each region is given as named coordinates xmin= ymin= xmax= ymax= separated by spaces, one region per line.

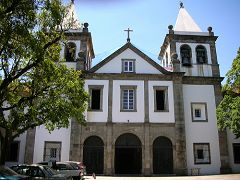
xmin=0 ymin=165 xmax=30 ymax=180
xmin=11 ymin=164 xmax=72 ymax=180
xmin=37 ymin=161 xmax=84 ymax=180
xmin=53 ymin=162 xmax=82 ymax=180
xmin=64 ymin=161 xmax=86 ymax=176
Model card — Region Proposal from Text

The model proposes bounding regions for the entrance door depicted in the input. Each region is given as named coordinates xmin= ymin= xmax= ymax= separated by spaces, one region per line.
xmin=153 ymin=136 xmax=173 ymax=174
xmin=83 ymin=136 xmax=104 ymax=174
xmin=115 ymin=133 xmax=142 ymax=174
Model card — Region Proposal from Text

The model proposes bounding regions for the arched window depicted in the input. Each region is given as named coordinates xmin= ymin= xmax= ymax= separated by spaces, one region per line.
xmin=196 ymin=45 xmax=207 ymax=64
xmin=180 ymin=44 xmax=192 ymax=66
xmin=65 ymin=42 xmax=76 ymax=62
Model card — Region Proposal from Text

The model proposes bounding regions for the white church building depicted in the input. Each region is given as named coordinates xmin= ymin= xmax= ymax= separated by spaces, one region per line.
xmin=5 ymin=2 xmax=240 ymax=176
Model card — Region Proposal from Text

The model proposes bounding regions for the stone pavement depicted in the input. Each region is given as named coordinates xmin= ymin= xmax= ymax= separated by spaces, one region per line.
xmin=84 ymin=174 xmax=240 ymax=180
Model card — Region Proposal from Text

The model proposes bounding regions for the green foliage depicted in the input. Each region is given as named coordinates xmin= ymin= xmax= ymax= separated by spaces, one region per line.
xmin=0 ymin=0 xmax=88 ymax=140
xmin=217 ymin=48 xmax=240 ymax=138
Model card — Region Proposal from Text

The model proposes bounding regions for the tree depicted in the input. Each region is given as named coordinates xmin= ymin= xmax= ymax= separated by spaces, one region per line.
xmin=0 ymin=0 xmax=88 ymax=164
xmin=217 ymin=48 xmax=240 ymax=138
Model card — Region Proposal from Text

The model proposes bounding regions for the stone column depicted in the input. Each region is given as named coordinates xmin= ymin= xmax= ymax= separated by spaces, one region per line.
xmin=24 ymin=128 xmax=36 ymax=164
xmin=76 ymin=51 xmax=85 ymax=71
xmin=106 ymin=79 xmax=113 ymax=175
xmin=144 ymin=79 xmax=149 ymax=123
xmin=105 ymin=123 xmax=113 ymax=175
xmin=143 ymin=123 xmax=151 ymax=175
xmin=214 ymin=83 xmax=231 ymax=173
xmin=173 ymin=75 xmax=187 ymax=175
xmin=209 ymin=41 xmax=220 ymax=77
xmin=69 ymin=119 xmax=82 ymax=161
xmin=107 ymin=80 xmax=113 ymax=123
xmin=171 ymin=53 xmax=180 ymax=72
xmin=143 ymin=79 xmax=151 ymax=175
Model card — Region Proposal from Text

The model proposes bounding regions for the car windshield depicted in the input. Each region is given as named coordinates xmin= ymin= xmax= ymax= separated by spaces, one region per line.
xmin=0 ymin=166 xmax=19 ymax=176
xmin=43 ymin=166 xmax=57 ymax=176
xmin=68 ymin=163 xmax=80 ymax=170
xmin=56 ymin=163 xmax=74 ymax=170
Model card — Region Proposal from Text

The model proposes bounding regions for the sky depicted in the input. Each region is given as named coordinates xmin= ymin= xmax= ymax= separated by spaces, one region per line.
xmin=70 ymin=0 xmax=240 ymax=81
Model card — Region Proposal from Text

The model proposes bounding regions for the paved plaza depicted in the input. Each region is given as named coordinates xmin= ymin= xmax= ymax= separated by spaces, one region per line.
xmin=84 ymin=174 xmax=240 ymax=180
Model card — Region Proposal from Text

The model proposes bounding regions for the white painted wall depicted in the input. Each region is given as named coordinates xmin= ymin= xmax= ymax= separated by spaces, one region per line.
xmin=176 ymin=43 xmax=213 ymax=77
xmin=85 ymin=80 xmax=109 ymax=122
xmin=183 ymin=85 xmax=221 ymax=175
xmin=96 ymin=48 xmax=161 ymax=74
xmin=148 ymin=81 xmax=175 ymax=123
xmin=33 ymin=125 xmax=71 ymax=163
xmin=227 ymin=129 xmax=240 ymax=173
xmin=112 ymin=80 xmax=145 ymax=123
xmin=5 ymin=132 xmax=27 ymax=167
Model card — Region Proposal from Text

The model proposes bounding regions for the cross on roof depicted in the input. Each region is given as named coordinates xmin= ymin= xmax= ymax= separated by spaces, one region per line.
xmin=124 ymin=28 xmax=133 ymax=42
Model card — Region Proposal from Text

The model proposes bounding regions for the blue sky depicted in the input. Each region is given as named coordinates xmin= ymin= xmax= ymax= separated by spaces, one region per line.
xmin=71 ymin=0 xmax=240 ymax=80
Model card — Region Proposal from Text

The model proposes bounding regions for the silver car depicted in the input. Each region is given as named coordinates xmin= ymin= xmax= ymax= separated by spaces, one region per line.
xmin=11 ymin=164 xmax=72 ymax=180
xmin=53 ymin=162 xmax=82 ymax=180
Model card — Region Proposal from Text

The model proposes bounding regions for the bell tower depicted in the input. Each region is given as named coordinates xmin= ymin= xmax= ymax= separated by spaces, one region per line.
xmin=60 ymin=0 xmax=94 ymax=71
xmin=160 ymin=2 xmax=231 ymax=174
xmin=159 ymin=2 xmax=220 ymax=77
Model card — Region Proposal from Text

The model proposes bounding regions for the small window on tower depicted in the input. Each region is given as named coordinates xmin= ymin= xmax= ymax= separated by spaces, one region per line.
xmin=89 ymin=85 xmax=103 ymax=111
xmin=191 ymin=103 xmax=208 ymax=122
xmin=195 ymin=109 xmax=201 ymax=117
xmin=154 ymin=86 xmax=168 ymax=112
xmin=193 ymin=143 xmax=211 ymax=164
xmin=197 ymin=149 xmax=204 ymax=159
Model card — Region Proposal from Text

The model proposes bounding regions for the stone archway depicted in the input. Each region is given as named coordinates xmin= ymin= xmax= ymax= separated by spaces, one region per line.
xmin=153 ymin=136 xmax=173 ymax=174
xmin=83 ymin=136 xmax=104 ymax=174
xmin=115 ymin=133 xmax=142 ymax=174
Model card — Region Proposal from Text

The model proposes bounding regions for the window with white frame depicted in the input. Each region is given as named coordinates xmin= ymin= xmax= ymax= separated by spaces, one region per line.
xmin=154 ymin=86 xmax=169 ymax=111
xmin=44 ymin=142 xmax=61 ymax=162
xmin=121 ymin=86 xmax=136 ymax=111
xmin=193 ymin=143 xmax=211 ymax=164
xmin=88 ymin=85 xmax=103 ymax=111
xmin=122 ymin=59 xmax=135 ymax=73
xmin=191 ymin=103 xmax=208 ymax=122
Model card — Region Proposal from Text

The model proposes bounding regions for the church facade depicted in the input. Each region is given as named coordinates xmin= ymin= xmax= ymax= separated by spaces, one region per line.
xmin=5 ymin=2 xmax=240 ymax=176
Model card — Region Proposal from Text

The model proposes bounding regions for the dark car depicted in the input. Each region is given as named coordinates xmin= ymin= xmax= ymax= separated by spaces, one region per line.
xmin=0 ymin=165 xmax=30 ymax=180
xmin=11 ymin=164 xmax=72 ymax=180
